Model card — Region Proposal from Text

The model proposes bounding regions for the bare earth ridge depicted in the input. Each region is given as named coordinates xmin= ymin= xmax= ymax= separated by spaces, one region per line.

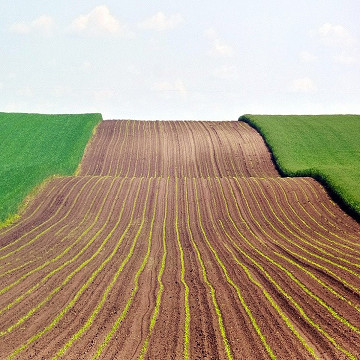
xmin=0 ymin=120 xmax=359 ymax=359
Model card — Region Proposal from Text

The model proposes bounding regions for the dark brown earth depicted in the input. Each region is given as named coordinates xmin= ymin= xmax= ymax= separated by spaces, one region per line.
xmin=0 ymin=120 xmax=359 ymax=359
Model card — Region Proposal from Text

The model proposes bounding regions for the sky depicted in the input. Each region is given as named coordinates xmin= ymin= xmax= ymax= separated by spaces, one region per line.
xmin=1 ymin=0 xmax=360 ymax=120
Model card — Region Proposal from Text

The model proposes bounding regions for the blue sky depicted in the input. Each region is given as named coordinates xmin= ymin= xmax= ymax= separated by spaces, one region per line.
xmin=1 ymin=0 xmax=360 ymax=119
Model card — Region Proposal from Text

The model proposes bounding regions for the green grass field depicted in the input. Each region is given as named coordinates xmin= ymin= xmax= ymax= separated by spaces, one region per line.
xmin=0 ymin=112 xmax=102 ymax=225
xmin=239 ymin=114 xmax=360 ymax=219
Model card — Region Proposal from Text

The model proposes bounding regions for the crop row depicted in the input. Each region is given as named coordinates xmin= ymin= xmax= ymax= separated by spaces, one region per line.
xmin=80 ymin=120 xmax=278 ymax=178
xmin=1 ymin=173 xmax=359 ymax=359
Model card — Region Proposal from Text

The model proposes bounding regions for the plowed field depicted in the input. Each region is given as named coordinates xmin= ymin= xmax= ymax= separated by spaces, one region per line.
xmin=1 ymin=120 xmax=359 ymax=359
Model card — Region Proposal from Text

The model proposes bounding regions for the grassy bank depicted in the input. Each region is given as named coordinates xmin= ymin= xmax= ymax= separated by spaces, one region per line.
xmin=239 ymin=114 xmax=360 ymax=220
xmin=0 ymin=112 xmax=102 ymax=224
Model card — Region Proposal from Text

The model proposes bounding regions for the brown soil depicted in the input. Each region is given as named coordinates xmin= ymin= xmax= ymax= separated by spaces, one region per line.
xmin=0 ymin=120 xmax=359 ymax=359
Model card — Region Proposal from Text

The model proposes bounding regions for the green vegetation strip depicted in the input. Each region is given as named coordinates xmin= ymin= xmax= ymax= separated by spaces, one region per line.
xmin=175 ymin=177 xmax=191 ymax=360
xmin=233 ymin=176 xmax=360 ymax=294
xmin=194 ymin=178 xmax=275 ymax=359
xmin=138 ymin=177 xmax=169 ymax=360
xmin=0 ymin=177 xmax=116 ymax=318
xmin=92 ymin=178 xmax=156 ymax=359
xmin=0 ymin=112 xmax=102 ymax=224
xmin=0 ymin=177 xmax=93 ymax=265
xmin=0 ymin=178 xmax=76 ymax=256
xmin=217 ymin=177 xmax=358 ymax=358
xmin=8 ymin=178 xmax=142 ymax=358
xmin=58 ymin=178 xmax=156 ymax=359
xmin=239 ymin=114 xmax=360 ymax=220
xmin=241 ymin=177 xmax=360 ymax=280
xmin=225 ymin=179 xmax=360 ymax=311
xmin=274 ymin=178 xmax=360 ymax=251
xmin=185 ymin=177 xmax=233 ymax=360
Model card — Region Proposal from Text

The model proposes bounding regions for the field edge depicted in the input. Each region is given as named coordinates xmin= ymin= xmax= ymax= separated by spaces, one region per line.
xmin=238 ymin=114 xmax=360 ymax=223
xmin=0 ymin=175 xmax=61 ymax=230
xmin=0 ymin=112 xmax=103 ymax=228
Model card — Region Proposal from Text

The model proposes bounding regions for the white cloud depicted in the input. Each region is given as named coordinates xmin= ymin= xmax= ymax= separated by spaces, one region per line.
xmin=9 ymin=15 xmax=55 ymax=36
xmin=152 ymin=79 xmax=187 ymax=97
xmin=213 ymin=65 xmax=239 ymax=79
xmin=138 ymin=12 xmax=184 ymax=31
xmin=334 ymin=53 xmax=358 ymax=65
xmin=68 ymin=6 xmax=131 ymax=36
xmin=300 ymin=51 xmax=318 ymax=63
xmin=292 ymin=77 xmax=317 ymax=93
xmin=213 ymin=40 xmax=234 ymax=57
xmin=205 ymin=28 xmax=234 ymax=57
xmin=32 ymin=16 xmax=54 ymax=31
xmin=319 ymin=23 xmax=356 ymax=47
